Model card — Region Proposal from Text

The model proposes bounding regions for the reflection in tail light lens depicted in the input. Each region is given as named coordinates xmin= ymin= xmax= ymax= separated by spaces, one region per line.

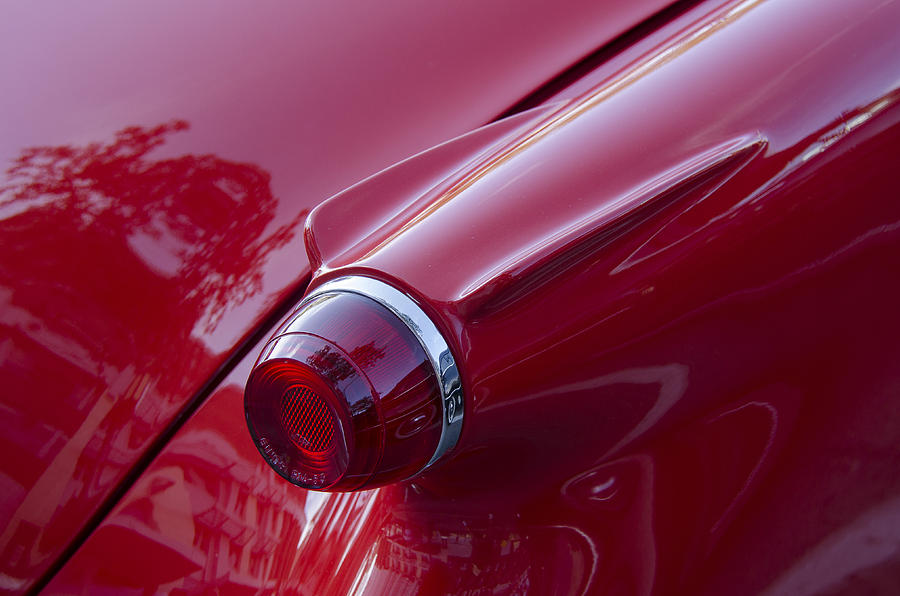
xmin=245 ymin=284 xmax=456 ymax=492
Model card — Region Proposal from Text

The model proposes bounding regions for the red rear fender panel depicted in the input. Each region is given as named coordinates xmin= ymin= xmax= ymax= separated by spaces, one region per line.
xmin=312 ymin=0 xmax=900 ymax=499
xmin=49 ymin=0 xmax=900 ymax=593
xmin=0 ymin=0 xmax=676 ymax=591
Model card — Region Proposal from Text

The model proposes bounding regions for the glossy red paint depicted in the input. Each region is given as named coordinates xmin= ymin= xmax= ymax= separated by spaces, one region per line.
xmin=0 ymin=0 xmax=675 ymax=591
xmin=45 ymin=0 xmax=900 ymax=593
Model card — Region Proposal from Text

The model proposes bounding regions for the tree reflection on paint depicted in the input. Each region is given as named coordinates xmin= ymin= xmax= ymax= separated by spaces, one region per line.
xmin=1 ymin=120 xmax=302 ymax=330
xmin=0 ymin=120 xmax=305 ymax=587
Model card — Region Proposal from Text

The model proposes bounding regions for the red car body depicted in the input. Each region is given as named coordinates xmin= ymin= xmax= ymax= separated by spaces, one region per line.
xmin=2 ymin=0 xmax=900 ymax=593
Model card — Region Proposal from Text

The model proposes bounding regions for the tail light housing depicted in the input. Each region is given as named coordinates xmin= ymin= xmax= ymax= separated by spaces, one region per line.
xmin=244 ymin=276 xmax=464 ymax=491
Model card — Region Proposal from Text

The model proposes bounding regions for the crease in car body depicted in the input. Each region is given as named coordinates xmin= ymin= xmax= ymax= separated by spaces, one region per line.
xmin=23 ymin=279 xmax=312 ymax=596
xmin=460 ymin=133 xmax=767 ymax=319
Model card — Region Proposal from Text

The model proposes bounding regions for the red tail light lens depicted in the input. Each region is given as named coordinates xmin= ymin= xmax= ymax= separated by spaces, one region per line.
xmin=245 ymin=277 xmax=463 ymax=491
xmin=247 ymin=354 xmax=353 ymax=488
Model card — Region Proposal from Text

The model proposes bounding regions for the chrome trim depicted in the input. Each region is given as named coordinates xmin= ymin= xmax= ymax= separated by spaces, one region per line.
xmin=303 ymin=275 xmax=463 ymax=470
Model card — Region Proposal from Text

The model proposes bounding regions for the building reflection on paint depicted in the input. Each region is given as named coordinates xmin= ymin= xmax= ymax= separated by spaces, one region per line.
xmin=0 ymin=121 xmax=303 ymax=588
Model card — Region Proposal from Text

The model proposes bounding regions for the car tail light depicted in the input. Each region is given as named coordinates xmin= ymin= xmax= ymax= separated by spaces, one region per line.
xmin=244 ymin=276 xmax=463 ymax=491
